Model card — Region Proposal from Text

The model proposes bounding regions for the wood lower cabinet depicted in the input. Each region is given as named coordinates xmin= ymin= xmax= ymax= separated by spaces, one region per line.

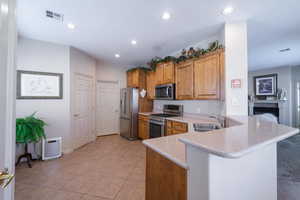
xmin=166 ymin=120 xmax=188 ymax=136
xmin=146 ymin=148 xmax=187 ymax=200
xmin=175 ymin=61 xmax=194 ymax=100
xmin=194 ymin=54 xmax=220 ymax=99
xmin=138 ymin=114 xmax=149 ymax=140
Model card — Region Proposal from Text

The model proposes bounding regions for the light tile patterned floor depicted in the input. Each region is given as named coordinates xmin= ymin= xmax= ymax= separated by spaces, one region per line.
xmin=15 ymin=135 xmax=146 ymax=200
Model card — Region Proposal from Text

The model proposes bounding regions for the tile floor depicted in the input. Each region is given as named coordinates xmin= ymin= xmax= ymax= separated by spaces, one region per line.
xmin=15 ymin=135 xmax=146 ymax=200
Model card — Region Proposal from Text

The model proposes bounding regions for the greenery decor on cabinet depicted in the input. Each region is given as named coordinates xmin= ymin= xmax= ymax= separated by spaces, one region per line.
xmin=147 ymin=40 xmax=223 ymax=70
xmin=16 ymin=112 xmax=47 ymax=168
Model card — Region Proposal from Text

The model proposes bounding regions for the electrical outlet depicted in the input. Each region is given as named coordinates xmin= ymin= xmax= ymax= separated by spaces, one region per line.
xmin=196 ymin=108 xmax=201 ymax=113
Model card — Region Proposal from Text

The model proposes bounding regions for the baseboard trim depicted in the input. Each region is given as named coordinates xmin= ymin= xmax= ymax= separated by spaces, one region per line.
xmin=97 ymin=133 xmax=119 ymax=137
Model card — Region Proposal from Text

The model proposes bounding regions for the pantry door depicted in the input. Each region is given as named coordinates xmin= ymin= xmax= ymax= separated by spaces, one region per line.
xmin=0 ymin=0 xmax=17 ymax=199
xmin=96 ymin=80 xmax=120 ymax=136
xmin=73 ymin=74 xmax=95 ymax=149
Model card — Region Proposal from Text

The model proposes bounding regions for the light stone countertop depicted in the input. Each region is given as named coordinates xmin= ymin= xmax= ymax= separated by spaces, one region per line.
xmin=143 ymin=115 xmax=299 ymax=168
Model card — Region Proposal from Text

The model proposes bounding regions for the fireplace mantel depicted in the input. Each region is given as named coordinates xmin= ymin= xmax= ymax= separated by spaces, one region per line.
xmin=249 ymin=100 xmax=288 ymax=125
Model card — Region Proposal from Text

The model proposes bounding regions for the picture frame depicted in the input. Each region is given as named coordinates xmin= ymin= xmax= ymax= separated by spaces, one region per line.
xmin=17 ymin=70 xmax=63 ymax=99
xmin=254 ymin=74 xmax=277 ymax=97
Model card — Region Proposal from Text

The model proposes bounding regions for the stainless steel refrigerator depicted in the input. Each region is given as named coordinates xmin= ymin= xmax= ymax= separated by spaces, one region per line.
xmin=120 ymin=88 xmax=139 ymax=140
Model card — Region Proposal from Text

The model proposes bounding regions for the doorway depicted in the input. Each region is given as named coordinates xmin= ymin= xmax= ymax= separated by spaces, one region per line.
xmin=96 ymin=80 xmax=120 ymax=136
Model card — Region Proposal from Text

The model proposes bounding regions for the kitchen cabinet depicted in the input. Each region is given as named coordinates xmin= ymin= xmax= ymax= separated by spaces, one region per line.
xmin=166 ymin=120 xmax=188 ymax=136
xmin=127 ymin=69 xmax=139 ymax=88
xmin=138 ymin=114 xmax=149 ymax=140
xmin=146 ymin=148 xmax=187 ymax=200
xmin=175 ymin=61 xmax=194 ymax=100
xmin=194 ymin=54 xmax=220 ymax=99
xmin=127 ymin=69 xmax=153 ymax=112
xmin=155 ymin=62 xmax=175 ymax=85
xmin=155 ymin=63 xmax=164 ymax=85
xmin=163 ymin=62 xmax=175 ymax=84
xmin=146 ymin=71 xmax=156 ymax=99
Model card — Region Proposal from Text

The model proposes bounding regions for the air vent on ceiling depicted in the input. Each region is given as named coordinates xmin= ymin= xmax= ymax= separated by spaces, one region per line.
xmin=46 ymin=10 xmax=64 ymax=22
xmin=279 ymin=48 xmax=291 ymax=52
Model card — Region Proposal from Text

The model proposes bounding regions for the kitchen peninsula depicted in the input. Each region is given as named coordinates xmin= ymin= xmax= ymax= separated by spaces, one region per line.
xmin=143 ymin=116 xmax=299 ymax=200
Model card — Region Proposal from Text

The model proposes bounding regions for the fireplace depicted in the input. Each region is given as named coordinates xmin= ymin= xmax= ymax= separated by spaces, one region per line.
xmin=253 ymin=103 xmax=279 ymax=118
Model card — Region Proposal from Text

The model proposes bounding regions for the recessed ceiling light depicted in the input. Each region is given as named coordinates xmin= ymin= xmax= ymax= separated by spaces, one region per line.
xmin=222 ymin=6 xmax=234 ymax=15
xmin=131 ymin=40 xmax=137 ymax=45
xmin=279 ymin=48 xmax=291 ymax=52
xmin=1 ymin=3 xmax=8 ymax=14
xmin=162 ymin=12 xmax=171 ymax=20
xmin=67 ymin=23 xmax=75 ymax=29
xmin=115 ymin=54 xmax=120 ymax=58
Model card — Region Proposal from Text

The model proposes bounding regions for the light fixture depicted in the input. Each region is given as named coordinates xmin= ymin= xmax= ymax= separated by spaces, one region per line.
xmin=131 ymin=40 xmax=137 ymax=45
xmin=67 ymin=23 xmax=76 ymax=29
xmin=1 ymin=3 xmax=8 ymax=14
xmin=162 ymin=12 xmax=171 ymax=20
xmin=222 ymin=6 xmax=234 ymax=15
xmin=115 ymin=54 xmax=120 ymax=58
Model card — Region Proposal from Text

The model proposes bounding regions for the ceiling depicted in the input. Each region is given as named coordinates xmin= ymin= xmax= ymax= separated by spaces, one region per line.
xmin=17 ymin=0 xmax=300 ymax=70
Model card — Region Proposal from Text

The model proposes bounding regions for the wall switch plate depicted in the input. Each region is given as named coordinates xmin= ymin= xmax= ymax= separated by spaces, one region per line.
xmin=197 ymin=108 xmax=201 ymax=113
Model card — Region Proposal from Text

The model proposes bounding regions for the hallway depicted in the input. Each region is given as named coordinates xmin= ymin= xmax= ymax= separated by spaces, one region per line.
xmin=15 ymin=135 xmax=145 ymax=200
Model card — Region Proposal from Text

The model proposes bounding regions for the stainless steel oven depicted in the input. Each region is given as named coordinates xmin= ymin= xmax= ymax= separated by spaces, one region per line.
xmin=149 ymin=119 xmax=165 ymax=138
xmin=155 ymin=84 xmax=175 ymax=100
xmin=149 ymin=105 xmax=183 ymax=138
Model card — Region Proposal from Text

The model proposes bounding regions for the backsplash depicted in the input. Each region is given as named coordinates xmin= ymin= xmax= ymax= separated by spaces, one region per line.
xmin=154 ymin=100 xmax=225 ymax=115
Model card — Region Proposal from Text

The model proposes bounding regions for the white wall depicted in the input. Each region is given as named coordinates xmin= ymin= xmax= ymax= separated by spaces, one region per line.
xmin=248 ymin=66 xmax=293 ymax=126
xmin=291 ymin=66 xmax=300 ymax=127
xmin=224 ymin=22 xmax=248 ymax=116
xmin=16 ymin=37 xmax=71 ymax=154
xmin=70 ymin=47 xmax=97 ymax=149
xmin=96 ymin=60 xmax=129 ymax=88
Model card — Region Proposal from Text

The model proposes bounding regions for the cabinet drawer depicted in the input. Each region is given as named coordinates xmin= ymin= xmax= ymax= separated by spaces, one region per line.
xmin=138 ymin=114 xmax=149 ymax=121
xmin=172 ymin=121 xmax=188 ymax=132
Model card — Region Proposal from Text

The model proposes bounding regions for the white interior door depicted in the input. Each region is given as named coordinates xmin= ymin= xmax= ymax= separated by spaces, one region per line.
xmin=96 ymin=80 xmax=120 ymax=136
xmin=73 ymin=74 xmax=94 ymax=149
xmin=0 ymin=0 xmax=16 ymax=199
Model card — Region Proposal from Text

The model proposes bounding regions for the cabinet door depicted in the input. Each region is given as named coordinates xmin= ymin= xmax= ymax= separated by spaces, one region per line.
xmin=147 ymin=71 xmax=155 ymax=99
xmin=175 ymin=61 xmax=194 ymax=100
xmin=131 ymin=70 xmax=139 ymax=88
xmin=194 ymin=55 xmax=220 ymax=99
xmin=127 ymin=71 xmax=133 ymax=87
xmin=156 ymin=63 xmax=164 ymax=85
xmin=163 ymin=62 xmax=175 ymax=84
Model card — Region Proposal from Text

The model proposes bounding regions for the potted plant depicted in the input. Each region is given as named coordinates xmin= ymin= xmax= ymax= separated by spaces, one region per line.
xmin=16 ymin=112 xmax=46 ymax=168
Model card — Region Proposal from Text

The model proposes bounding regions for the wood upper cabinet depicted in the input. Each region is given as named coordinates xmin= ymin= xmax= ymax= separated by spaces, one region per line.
xmin=194 ymin=54 xmax=220 ymax=99
xmin=138 ymin=114 xmax=149 ymax=140
xmin=175 ymin=61 xmax=194 ymax=100
xmin=154 ymin=62 xmax=175 ymax=86
xmin=155 ymin=63 xmax=164 ymax=85
xmin=127 ymin=70 xmax=139 ymax=88
xmin=146 ymin=71 xmax=156 ymax=99
xmin=163 ymin=62 xmax=175 ymax=84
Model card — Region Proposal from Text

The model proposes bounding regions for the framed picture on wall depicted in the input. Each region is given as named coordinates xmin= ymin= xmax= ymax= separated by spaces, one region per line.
xmin=254 ymin=74 xmax=277 ymax=96
xmin=17 ymin=70 xmax=63 ymax=99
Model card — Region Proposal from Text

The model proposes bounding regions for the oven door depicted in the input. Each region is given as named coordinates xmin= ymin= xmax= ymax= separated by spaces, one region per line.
xmin=149 ymin=120 xmax=165 ymax=138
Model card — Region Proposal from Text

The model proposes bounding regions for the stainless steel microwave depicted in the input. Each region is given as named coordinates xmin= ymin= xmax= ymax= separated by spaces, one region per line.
xmin=155 ymin=84 xmax=175 ymax=100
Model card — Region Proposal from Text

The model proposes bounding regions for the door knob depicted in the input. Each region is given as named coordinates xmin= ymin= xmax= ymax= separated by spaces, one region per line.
xmin=0 ymin=169 xmax=14 ymax=189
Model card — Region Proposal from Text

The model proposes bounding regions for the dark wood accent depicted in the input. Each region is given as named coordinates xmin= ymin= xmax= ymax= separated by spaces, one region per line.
xmin=146 ymin=148 xmax=187 ymax=200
